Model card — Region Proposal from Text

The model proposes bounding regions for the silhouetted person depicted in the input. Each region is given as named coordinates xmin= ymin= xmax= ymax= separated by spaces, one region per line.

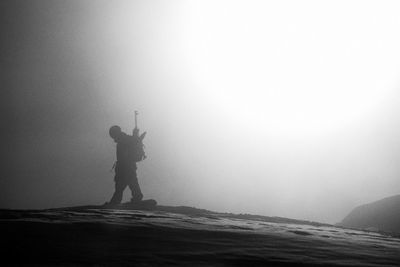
xmin=108 ymin=125 xmax=143 ymax=205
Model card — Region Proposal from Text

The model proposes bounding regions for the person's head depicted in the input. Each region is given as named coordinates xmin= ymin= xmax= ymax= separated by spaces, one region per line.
xmin=109 ymin=125 xmax=122 ymax=142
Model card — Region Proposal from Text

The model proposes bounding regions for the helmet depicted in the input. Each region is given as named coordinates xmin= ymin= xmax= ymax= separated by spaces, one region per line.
xmin=109 ymin=125 xmax=121 ymax=139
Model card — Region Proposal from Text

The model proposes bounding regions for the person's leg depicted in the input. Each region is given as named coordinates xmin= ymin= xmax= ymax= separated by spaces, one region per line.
xmin=109 ymin=179 xmax=127 ymax=204
xmin=128 ymin=169 xmax=143 ymax=202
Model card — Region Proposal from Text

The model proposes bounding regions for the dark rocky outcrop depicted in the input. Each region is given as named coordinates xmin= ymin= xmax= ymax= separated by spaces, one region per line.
xmin=339 ymin=195 xmax=400 ymax=234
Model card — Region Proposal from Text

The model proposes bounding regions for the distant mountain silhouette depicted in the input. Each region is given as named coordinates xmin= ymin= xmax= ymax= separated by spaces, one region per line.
xmin=339 ymin=195 xmax=400 ymax=234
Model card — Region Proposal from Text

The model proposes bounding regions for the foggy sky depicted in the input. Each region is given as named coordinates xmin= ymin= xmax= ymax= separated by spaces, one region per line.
xmin=2 ymin=0 xmax=400 ymax=223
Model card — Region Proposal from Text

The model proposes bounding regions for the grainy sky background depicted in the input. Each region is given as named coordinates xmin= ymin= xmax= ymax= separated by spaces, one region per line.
xmin=2 ymin=0 xmax=400 ymax=223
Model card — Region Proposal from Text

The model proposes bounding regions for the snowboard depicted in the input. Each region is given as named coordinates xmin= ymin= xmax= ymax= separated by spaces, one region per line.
xmin=122 ymin=199 xmax=157 ymax=209
xmin=103 ymin=199 xmax=157 ymax=210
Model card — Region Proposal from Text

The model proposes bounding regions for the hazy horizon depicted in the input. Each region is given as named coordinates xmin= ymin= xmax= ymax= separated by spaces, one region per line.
xmin=2 ymin=0 xmax=400 ymax=224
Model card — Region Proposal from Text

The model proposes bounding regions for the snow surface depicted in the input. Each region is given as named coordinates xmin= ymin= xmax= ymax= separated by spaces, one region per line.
xmin=1 ymin=207 xmax=399 ymax=266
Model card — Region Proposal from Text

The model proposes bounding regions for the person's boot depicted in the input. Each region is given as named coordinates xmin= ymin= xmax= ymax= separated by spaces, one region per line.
xmin=131 ymin=193 xmax=143 ymax=203
xmin=103 ymin=201 xmax=117 ymax=208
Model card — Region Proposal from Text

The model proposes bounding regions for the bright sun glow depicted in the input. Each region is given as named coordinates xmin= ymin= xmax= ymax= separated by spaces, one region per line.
xmin=177 ymin=1 xmax=399 ymax=137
